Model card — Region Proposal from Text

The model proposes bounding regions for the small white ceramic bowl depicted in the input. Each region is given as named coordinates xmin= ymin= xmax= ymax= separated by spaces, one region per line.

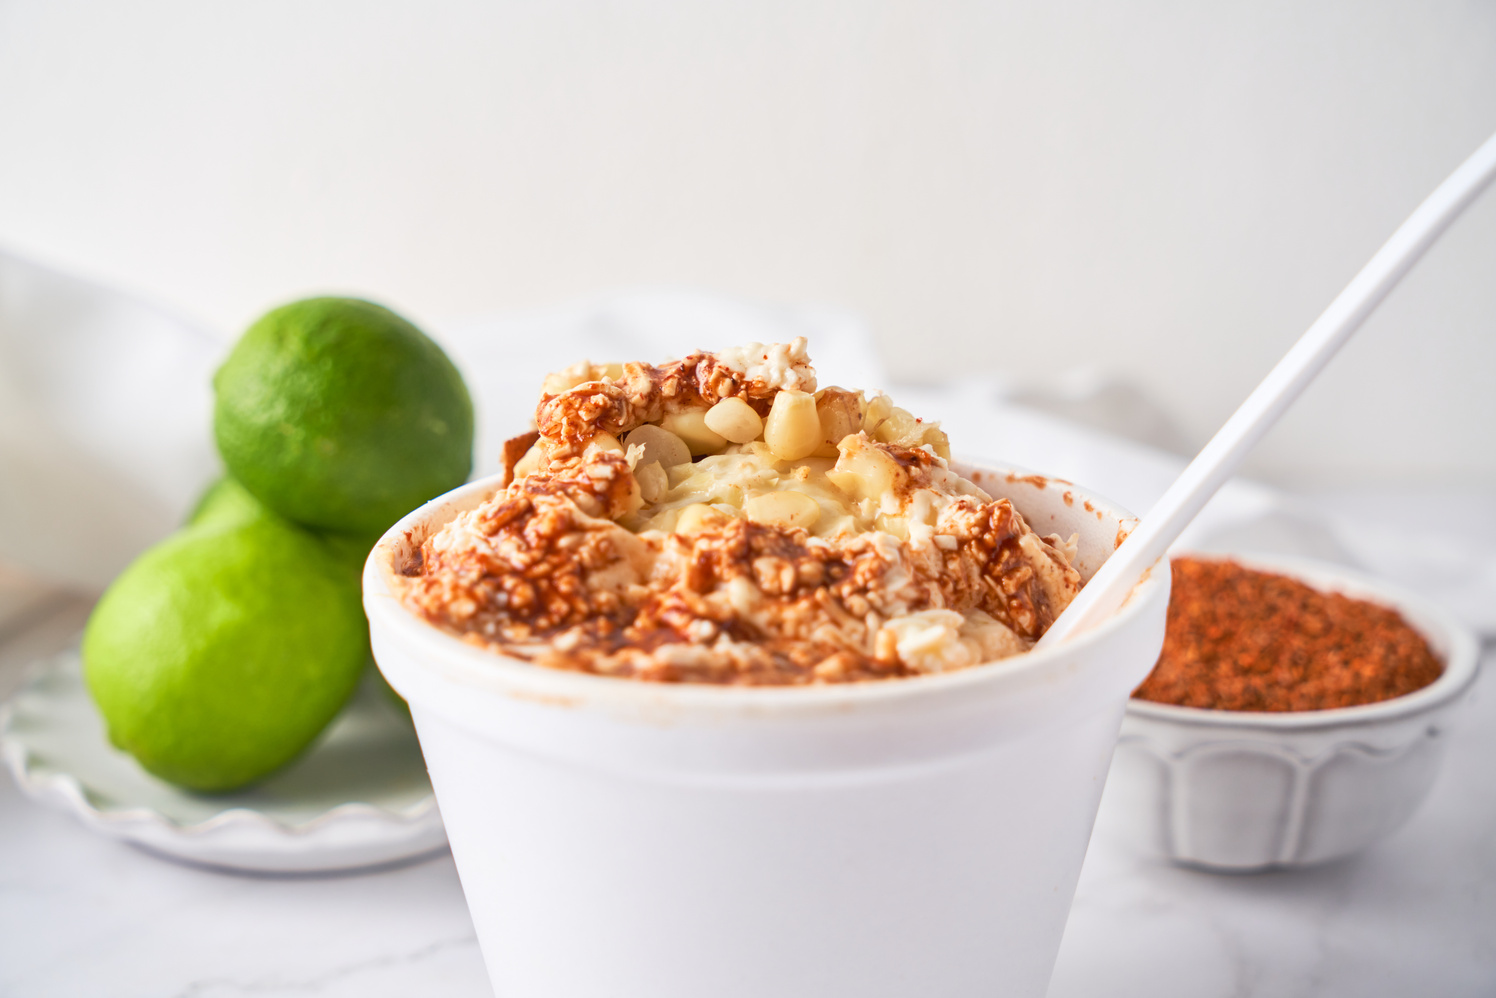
xmin=1107 ymin=553 xmax=1480 ymax=872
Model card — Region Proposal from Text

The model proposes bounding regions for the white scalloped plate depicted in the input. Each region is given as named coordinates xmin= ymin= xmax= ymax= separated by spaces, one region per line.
xmin=1 ymin=649 xmax=447 ymax=874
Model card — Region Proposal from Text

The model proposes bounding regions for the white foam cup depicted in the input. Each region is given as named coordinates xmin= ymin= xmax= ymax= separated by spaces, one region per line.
xmin=363 ymin=462 xmax=1170 ymax=998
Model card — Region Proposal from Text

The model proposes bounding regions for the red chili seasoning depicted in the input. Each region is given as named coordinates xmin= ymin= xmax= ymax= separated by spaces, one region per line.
xmin=1132 ymin=557 xmax=1443 ymax=712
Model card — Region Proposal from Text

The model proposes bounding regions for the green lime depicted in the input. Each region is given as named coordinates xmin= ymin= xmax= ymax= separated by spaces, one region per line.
xmin=186 ymin=475 xmax=264 ymax=529
xmin=319 ymin=528 xmax=384 ymax=576
xmin=213 ymin=297 xmax=474 ymax=536
xmin=82 ymin=515 xmax=370 ymax=793
xmin=187 ymin=475 xmax=380 ymax=575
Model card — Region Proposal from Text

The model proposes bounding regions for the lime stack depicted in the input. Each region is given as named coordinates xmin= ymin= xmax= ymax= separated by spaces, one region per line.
xmin=83 ymin=298 xmax=473 ymax=793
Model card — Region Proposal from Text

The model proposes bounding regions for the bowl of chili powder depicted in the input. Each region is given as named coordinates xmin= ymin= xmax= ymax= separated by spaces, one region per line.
xmin=1107 ymin=554 xmax=1479 ymax=871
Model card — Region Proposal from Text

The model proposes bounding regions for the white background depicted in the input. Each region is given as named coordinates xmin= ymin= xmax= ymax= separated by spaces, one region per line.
xmin=1 ymin=0 xmax=1493 ymax=487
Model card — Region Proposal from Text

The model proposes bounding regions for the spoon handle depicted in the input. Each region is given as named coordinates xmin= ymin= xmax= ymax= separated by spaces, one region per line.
xmin=1039 ymin=128 xmax=1496 ymax=647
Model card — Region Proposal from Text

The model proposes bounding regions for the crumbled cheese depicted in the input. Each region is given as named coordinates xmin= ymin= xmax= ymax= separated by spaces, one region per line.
xmin=716 ymin=337 xmax=817 ymax=393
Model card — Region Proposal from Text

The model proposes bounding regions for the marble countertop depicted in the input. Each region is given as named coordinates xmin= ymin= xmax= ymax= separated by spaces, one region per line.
xmin=1054 ymin=643 xmax=1496 ymax=998
xmin=2 ymin=601 xmax=1493 ymax=997
xmin=5 ymin=273 xmax=1494 ymax=996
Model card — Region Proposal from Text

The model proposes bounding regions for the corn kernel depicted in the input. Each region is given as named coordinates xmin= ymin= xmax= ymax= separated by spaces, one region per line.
xmin=703 ymin=397 xmax=764 ymax=444
xmin=675 ymin=503 xmax=734 ymax=534
xmin=623 ymin=423 xmax=692 ymax=468
xmin=764 ymin=389 xmax=820 ymax=461
xmin=826 ymin=434 xmax=905 ymax=501
xmin=813 ymin=388 xmax=862 ymax=457
xmin=660 ymin=410 xmax=728 ymax=456
xmin=635 ymin=461 xmax=669 ymax=504
xmin=585 ymin=431 xmax=624 ymax=456
xmin=862 ymin=393 xmax=894 ymax=436
xmin=744 ymin=490 xmax=821 ymax=531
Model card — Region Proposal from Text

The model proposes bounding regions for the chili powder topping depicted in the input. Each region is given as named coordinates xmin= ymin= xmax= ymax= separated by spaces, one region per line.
xmin=1132 ymin=557 xmax=1443 ymax=712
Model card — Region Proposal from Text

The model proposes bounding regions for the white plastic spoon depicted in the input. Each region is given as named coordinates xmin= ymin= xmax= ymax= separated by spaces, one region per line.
xmin=1038 ymin=128 xmax=1496 ymax=648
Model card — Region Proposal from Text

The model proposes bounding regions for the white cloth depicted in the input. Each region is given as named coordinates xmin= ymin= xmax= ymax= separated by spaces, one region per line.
xmin=0 ymin=252 xmax=222 ymax=592
xmin=2 ymin=254 xmax=1491 ymax=636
